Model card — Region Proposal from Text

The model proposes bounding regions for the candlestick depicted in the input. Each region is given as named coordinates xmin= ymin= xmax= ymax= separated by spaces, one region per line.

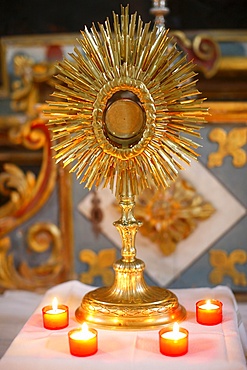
xmin=196 ymin=299 xmax=223 ymax=325
xmin=68 ymin=322 xmax=98 ymax=357
xmin=159 ymin=322 xmax=188 ymax=356
xmin=42 ymin=297 xmax=69 ymax=330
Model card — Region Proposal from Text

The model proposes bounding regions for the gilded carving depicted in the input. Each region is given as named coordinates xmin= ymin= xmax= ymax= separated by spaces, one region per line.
xmin=0 ymin=222 xmax=64 ymax=291
xmin=11 ymin=54 xmax=56 ymax=117
xmin=82 ymin=293 xmax=178 ymax=317
xmin=8 ymin=118 xmax=46 ymax=150
xmin=0 ymin=163 xmax=36 ymax=219
xmin=208 ymin=127 xmax=247 ymax=168
xmin=79 ymin=248 xmax=116 ymax=286
xmin=0 ymin=237 xmax=15 ymax=291
xmin=0 ymin=40 xmax=73 ymax=292
xmin=134 ymin=177 xmax=215 ymax=255
xmin=171 ymin=31 xmax=220 ymax=78
xmin=0 ymin=118 xmax=56 ymax=238
xmin=209 ymin=249 xmax=247 ymax=286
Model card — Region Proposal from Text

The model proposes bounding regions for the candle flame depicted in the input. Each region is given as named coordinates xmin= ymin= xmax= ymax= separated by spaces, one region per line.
xmin=81 ymin=322 xmax=89 ymax=333
xmin=173 ymin=322 xmax=180 ymax=336
xmin=201 ymin=299 xmax=219 ymax=310
xmin=70 ymin=322 xmax=95 ymax=341
xmin=205 ymin=299 xmax=214 ymax=309
xmin=52 ymin=297 xmax=58 ymax=312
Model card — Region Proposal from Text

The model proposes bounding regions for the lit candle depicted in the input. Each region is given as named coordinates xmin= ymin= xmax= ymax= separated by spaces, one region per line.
xmin=42 ymin=297 xmax=69 ymax=330
xmin=68 ymin=322 xmax=98 ymax=357
xmin=196 ymin=299 xmax=223 ymax=325
xmin=159 ymin=322 xmax=188 ymax=356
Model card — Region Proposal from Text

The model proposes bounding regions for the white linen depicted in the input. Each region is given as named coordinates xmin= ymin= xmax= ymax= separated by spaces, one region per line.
xmin=0 ymin=281 xmax=246 ymax=370
xmin=0 ymin=289 xmax=42 ymax=358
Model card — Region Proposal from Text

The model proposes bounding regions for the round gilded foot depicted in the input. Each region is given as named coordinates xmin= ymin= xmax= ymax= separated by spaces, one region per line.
xmin=75 ymin=285 xmax=186 ymax=330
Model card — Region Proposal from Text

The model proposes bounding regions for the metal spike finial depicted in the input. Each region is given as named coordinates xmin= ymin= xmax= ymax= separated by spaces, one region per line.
xmin=150 ymin=0 xmax=170 ymax=33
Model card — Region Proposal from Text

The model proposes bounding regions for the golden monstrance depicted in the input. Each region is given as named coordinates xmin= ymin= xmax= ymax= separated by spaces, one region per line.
xmin=46 ymin=6 xmax=207 ymax=329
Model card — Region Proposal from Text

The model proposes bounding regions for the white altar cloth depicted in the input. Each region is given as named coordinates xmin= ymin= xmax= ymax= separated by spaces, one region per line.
xmin=0 ymin=281 xmax=246 ymax=370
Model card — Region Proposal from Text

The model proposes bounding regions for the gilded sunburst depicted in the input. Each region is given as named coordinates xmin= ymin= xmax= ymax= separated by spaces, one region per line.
xmin=47 ymin=6 xmax=207 ymax=196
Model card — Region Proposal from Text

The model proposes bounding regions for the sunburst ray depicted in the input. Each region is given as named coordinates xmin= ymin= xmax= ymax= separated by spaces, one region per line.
xmin=46 ymin=6 xmax=207 ymax=196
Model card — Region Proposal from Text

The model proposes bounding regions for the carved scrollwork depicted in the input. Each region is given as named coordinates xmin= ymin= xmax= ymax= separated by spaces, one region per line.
xmin=8 ymin=118 xmax=46 ymax=150
xmin=0 ymin=118 xmax=56 ymax=238
xmin=0 ymin=42 xmax=73 ymax=291
xmin=0 ymin=163 xmax=36 ymax=218
xmin=11 ymin=54 xmax=57 ymax=118
xmin=171 ymin=31 xmax=220 ymax=78
xmin=0 ymin=222 xmax=64 ymax=291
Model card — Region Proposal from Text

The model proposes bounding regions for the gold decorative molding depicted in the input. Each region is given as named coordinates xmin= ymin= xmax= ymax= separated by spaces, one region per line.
xmin=79 ymin=248 xmax=116 ymax=286
xmin=171 ymin=30 xmax=220 ymax=79
xmin=0 ymin=35 xmax=75 ymax=292
xmin=134 ymin=177 xmax=215 ymax=255
xmin=0 ymin=33 xmax=79 ymax=98
xmin=183 ymin=29 xmax=247 ymax=78
xmin=0 ymin=116 xmax=74 ymax=291
xmin=0 ymin=222 xmax=65 ymax=291
xmin=10 ymin=54 xmax=57 ymax=118
xmin=207 ymin=101 xmax=247 ymax=124
xmin=209 ymin=249 xmax=247 ymax=286
xmin=0 ymin=163 xmax=36 ymax=219
xmin=0 ymin=117 xmax=57 ymax=237
xmin=207 ymin=127 xmax=247 ymax=168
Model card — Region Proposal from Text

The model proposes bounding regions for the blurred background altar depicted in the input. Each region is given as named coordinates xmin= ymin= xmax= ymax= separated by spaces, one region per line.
xmin=0 ymin=0 xmax=246 ymax=298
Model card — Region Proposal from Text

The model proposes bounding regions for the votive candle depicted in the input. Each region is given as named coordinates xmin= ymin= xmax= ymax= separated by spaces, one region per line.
xmin=68 ymin=322 xmax=98 ymax=357
xmin=196 ymin=299 xmax=223 ymax=325
xmin=42 ymin=297 xmax=69 ymax=330
xmin=159 ymin=322 xmax=188 ymax=356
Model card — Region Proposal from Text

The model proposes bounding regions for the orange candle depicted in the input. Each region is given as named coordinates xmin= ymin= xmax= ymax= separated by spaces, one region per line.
xmin=196 ymin=299 xmax=223 ymax=325
xmin=159 ymin=322 xmax=188 ymax=356
xmin=42 ymin=297 xmax=69 ymax=330
xmin=68 ymin=323 xmax=98 ymax=357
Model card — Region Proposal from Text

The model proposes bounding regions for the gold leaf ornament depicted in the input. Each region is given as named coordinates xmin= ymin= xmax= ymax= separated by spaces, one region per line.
xmin=134 ymin=178 xmax=215 ymax=255
xmin=47 ymin=6 xmax=207 ymax=197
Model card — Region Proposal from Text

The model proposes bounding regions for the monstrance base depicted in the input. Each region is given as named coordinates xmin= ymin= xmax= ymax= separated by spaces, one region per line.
xmin=75 ymin=258 xmax=186 ymax=330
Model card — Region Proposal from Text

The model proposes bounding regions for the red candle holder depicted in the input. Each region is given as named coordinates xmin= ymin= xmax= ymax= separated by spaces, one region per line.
xmin=159 ymin=323 xmax=188 ymax=357
xmin=42 ymin=297 xmax=69 ymax=330
xmin=68 ymin=323 xmax=98 ymax=357
xmin=196 ymin=299 xmax=223 ymax=325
